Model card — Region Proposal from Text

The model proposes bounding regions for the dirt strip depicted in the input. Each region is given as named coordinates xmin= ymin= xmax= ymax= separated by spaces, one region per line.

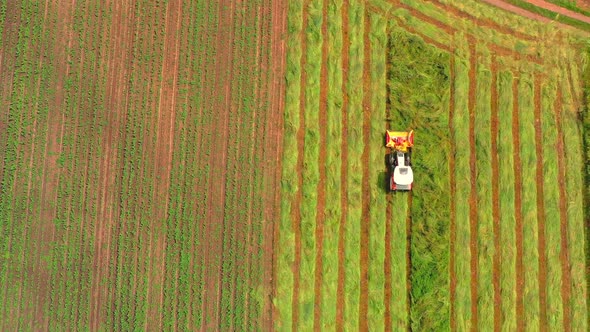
xmin=335 ymin=0 xmax=350 ymax=329
xmin=490 ymin=56 xmax=502 ymax=332
xmin=554 ymin=86 xmax=572 ymax=332
xmin=533 ymin=74 xmax=548 ymax=332
xmin=359 ymin=10 xmax=372 ymax=331
xmin=512 ymin=76 xmax=525 ymax=332
xmin=448 ymin=52 xmax=457 ymax=332
xmin=292 ymin=0 xmax=311 ymax=329
xmin=479 ymin=0 xmax=589 ymax=34
xmin=528 ymin=0 xmax=590 ymax=23
xmin=154 ymin=0 xmax=182 ymax=328
xmin=313 ymin=0 xmax=329 ymax=328
xmin=269 ymin=0 xmax=287 ymax=328
xmin=468 ymin=38 xmax=479 ymax=331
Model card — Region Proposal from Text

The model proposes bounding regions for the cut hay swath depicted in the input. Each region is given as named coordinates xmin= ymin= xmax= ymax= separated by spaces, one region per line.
xmin=277 ymin=0 xmax=588 ymax=331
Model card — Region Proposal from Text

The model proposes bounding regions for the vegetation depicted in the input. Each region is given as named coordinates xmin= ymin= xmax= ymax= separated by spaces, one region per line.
xmin=388 ymin=25 xmax=451 ymax=331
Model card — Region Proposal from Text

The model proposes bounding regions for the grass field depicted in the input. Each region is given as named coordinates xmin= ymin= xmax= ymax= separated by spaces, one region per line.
xmin=277 ymin=0 xmax=589 ymax=330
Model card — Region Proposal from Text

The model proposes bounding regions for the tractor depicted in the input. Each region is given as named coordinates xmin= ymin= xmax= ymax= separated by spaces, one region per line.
xmin=385 ymin=130 xmax=414 ymax=191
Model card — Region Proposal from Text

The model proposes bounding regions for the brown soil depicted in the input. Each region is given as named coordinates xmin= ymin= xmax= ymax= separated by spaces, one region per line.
xmin=448 ymin=53 xmax=457 ymax=332
xmin=153 ymin=0 xmax=182 ymax=329
xmin=313 ymin=0 xmax=329 ymax=328
xmin=204 ymin=0 xmax=237 ymax=328
xmin=359 ymin=11 xmax=372 ymax=331
xmin=268 ymin=0 xmax=287 ymax=328
xmin=528 ymin=0 xmax=590 ymax=23
xmin=554 ymin=86 xmax=572 ymax=332
xmin=512 ymin=76 xmax=525 ymax=332
xmin=336 ymin=0 xmax=350 ymax=329
xmin=480 ymin=0 xmax=587 ymax=34
xmin=89 ymin=1 xmax=121 ymax=328
xmin=292 ymin=0 xmax=311 ymax=329
xmin=533 ymin=74 xmax=548 ymax=332
xmin=467 ymin=39 xmax=479 ymax=331
xmin=490 ymin=56 xmax=502 ymax=332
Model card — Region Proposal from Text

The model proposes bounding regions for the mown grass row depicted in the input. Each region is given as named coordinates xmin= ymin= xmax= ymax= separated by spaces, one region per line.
xmin=539 ymin=78 xmax=564 ymax=331
xmin=517 ymin=73 xmax=541 ymax=331
xmin=343 ymin=0 xmax=365 ymax=329
xmin=560 ymin=63 xmax=588 ymax=331
xmin=384 ymin=18 xmax=409 ymax=332
xmin=367 ymin=12 xmax=387 ymax=331
xmin=451 ymin=34 xmax=472 ymax=332
xmin=319 ymin=0 xmax=343 ymax=328
xmin=387 ymin=23 xmax=451 ymax=331
xmin=497 ymin=69 xmax=517 ymax=331
xmin=296 ymin=0 xmax=323 ymax=330
xmin=275 ymin=0 xmax=303 ymax=328
xmin=474 ymin=48 xmax=494 ymax=331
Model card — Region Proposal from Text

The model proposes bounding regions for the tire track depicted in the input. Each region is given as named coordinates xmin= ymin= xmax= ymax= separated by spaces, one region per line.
xmin=512 ymin=75 xmax=525 ymax=332
xmin=359 ymin=10 xmax=372 ymax=331
xmin=490 ymin=55 xmax=502 ymax=332
xmin=336 ymin=0 xmax=350 ymax=329
xmin=468 ymin=38 xmax=479 ymax=331
xmin=448 ymin=52 xmax=457 ymax=332
xmin=313 ymin=0 xmax=329 ymax=328
xmin=533 ymin=73 xmax=548 ymax=331
xmin=554 ymin=86 xmax=572 ymax=332
xmin=292 ymin=0 xmax=310 ymax=329
xmin=384 ymin=194 xmax=393 ymax=332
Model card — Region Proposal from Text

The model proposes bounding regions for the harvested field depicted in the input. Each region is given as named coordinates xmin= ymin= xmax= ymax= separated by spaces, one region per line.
xmin=277 ymin=0 xmax=589 ymax=330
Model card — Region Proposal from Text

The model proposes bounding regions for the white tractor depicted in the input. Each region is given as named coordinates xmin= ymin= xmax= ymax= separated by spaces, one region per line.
xmin=385 ymin=130 xmax=414 ymax=191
